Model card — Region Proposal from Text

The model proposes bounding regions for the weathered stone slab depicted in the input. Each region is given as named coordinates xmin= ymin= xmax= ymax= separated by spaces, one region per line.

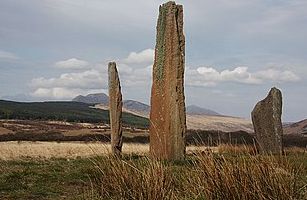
xmin=251 ymin=87 xmax=283 ymax=154
xmin=108 ymin=62 xmax=123 ymax=155
xmin=149 ymin=1 xmax=186 ymax=160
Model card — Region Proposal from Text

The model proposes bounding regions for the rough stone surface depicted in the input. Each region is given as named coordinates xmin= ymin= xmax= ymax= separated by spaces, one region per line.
xmin=108 ymin=62 xmax=123 ymax=155
xmin=251 ymin=87 xmax=283 ymax=154
xmin=149 ymin=1 xmax=186 ymax=160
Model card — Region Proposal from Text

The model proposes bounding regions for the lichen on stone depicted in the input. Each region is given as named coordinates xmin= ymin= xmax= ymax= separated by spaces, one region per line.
xmin=155 ymin=4 xmax=167 ymax=81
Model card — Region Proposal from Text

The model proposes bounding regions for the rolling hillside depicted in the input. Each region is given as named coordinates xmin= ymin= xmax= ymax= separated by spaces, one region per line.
xmin=0 ymin=100 xmax=149 ymax=128
xmin=284 ymin=119 xmax=307 ymax=135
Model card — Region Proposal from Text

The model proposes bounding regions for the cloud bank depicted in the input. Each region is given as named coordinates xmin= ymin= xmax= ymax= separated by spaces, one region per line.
xmin=30 ymin=49 xmax=154 ymax=99
xmin=187 ymin=66 xmax=300 ymax=86
xmin=30 ymin=48 xmax=300 ymax=100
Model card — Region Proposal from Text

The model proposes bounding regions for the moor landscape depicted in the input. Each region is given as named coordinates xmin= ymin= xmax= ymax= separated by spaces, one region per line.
xmin=0 ymin=1 xmax=306 ymax=199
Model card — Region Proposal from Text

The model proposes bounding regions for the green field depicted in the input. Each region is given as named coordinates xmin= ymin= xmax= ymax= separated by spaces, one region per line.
xmin=0 ymin=100 xmax=149 ymax=128
xmin=0 ymin=151 xmax=306 ymax=200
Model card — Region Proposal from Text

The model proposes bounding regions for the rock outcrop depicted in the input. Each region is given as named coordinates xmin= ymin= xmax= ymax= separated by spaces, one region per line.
xmin=108 ymin=62 xmax=123 ymax=155
xmin=251 ymin=87 xmax=283 ymax=154
xmin=149 ymin=1 xmax=186 ymax=160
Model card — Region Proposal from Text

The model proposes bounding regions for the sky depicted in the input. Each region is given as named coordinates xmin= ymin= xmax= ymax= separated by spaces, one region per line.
xmin=0 ymin=0 xmax=306 ymax=122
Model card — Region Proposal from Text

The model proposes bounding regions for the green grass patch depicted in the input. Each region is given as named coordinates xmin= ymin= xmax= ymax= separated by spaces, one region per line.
xmin=0 ymin=152 xmax=306 ymax=199
xmin=0 ymin=158 xmax=95 ymax=200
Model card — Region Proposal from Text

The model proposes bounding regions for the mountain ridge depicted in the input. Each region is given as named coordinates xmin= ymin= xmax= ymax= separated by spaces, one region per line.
xmin=72 ymin=93 xmax=109 ymax=104
xmin=72 ymin=93 xmax=221 ymax=116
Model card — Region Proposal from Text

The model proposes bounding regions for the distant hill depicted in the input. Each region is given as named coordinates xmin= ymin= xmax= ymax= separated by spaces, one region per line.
xmin=87 ymin=94 xmax=252 ymax=132
xmin=0 ymin=99 xmax=253 ymax=133
xmin=72 ymin=93 xmax=221 ymax=116
xmin=186 ymin=105 xmax=220 ymax=116
xmin=283 ymin=119 xmax=307 ymax=135
xmin=123 ymin=100 xmax=150 ymax=116
xmin=0 ymin=100 xmax=149 ymax=128
xmin=72 ymin=93 xmax=109 ymax=105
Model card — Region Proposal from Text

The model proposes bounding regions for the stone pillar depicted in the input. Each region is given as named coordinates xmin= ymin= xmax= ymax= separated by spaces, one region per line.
xmin=149 ymin=1 xmax=186 ymax=160
xmin=251 ymin=87 xmax=283 ymax=154
xmin=108 ymin=62 xmax=123 ymax=155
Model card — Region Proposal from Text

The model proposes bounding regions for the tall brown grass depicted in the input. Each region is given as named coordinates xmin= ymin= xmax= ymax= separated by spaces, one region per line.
xmin=91 ymin=156 xmax=176 ymax=199
xmin=89 ymin=148 xmax=307 ymax=200
xmin=183 ymin=152 xmax=304 ymax=199
xmin=217 ymin=143 xmax=257 ymax=155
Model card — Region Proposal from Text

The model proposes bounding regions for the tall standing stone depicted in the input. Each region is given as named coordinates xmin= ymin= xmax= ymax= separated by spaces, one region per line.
xmin=108 ymin=62 xmax=123 ymax=156
xmin=149 ymin=1 xmax=186 ymax=160
xmin=251 ymin=87 xmax=283 ymax=154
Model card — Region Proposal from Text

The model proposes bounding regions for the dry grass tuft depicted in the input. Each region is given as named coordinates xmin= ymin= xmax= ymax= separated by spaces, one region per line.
xmin=92 ymin=156 xmax=175 ymax=200
xmin=89 ymin=148 xmax=307 ymax=200
xmin=217 ymin=143 xmax=257 ymax=155
xmin=182 ymin=152 xmax=305 ymax=200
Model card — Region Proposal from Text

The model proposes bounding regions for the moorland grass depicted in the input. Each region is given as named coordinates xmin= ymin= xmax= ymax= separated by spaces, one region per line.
xmin=90 ymin=151 xmax=307 ymax=200
xmin=0 ymin=146 xmax=306 ymax=199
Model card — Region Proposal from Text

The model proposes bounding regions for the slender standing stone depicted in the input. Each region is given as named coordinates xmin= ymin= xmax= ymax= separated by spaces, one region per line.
xmin=149 ymin=1 xmax=186 ymax=160
xmin=251 ymin=87 xmax=283 ymax=154
xmin=108 ymin=62 xmax=123 ymax=155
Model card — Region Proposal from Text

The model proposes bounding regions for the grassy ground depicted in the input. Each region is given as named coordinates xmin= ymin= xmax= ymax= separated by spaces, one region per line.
xmin=0 ymin=142 xmax=217 ymax=160
xmin=0 ymin=146 xmax=306 ymax=199
xmin=0 ymin=158 xmax=95 ymax=199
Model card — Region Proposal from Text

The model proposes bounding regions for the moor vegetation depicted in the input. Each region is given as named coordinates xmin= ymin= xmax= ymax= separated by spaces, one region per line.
xmin=186 ymin=130 xmax=307 ymax=148
xmin=0 ymin=128 xmax=305 ymax=148
xmin=0 ymin=148 xmax=306 ymax=199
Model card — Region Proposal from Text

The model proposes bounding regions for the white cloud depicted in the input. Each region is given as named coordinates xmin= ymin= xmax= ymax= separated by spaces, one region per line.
xmin=31 ymin=65 xmax=107 ymax=100
xmin=188 ymin=66 xmax=300 ymax=86
xmin=29 ymin=54 xmax=153 ymax=100
xmin=120 ymin=65 xmax=152 ymax=87
xmin=253 ymin=69 xmax=300 ymax=82
xmin=54 ymin=58 xmax=89 ymax=69
xmin=0 ymin=50 xmax=19 ymax=60
xmin=195 ymin=66 xmax=261 ymax=84
xmin=32 ymin=87 xmax=103 ymax=100
xmin=29 ymin=48 xmax=301 ymax=100
xmin=123 ymin=49 xmax=154 ymax=65
xmin=30 ymin=48 xmax=155 ymax=100
xmin=116 ymin=63 xmax=133 ymax=75
xmin=30 ymin=69 xmax=106 ymax=90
